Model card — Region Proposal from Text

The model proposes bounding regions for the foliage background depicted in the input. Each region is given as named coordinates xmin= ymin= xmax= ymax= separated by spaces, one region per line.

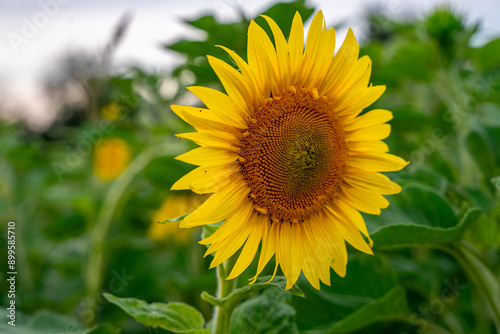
xmin=1 ymin=0 xmax=499 ymax=333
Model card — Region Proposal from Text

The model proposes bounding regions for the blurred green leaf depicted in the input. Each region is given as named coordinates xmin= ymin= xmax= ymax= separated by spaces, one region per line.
xmin=382 ymin=42 xmax=436 ymax=82
xmin=231 ymin=288 xmax=298 ymax=334
xmin=83 ymin=324 xmax=121 ymax=334
xmin=470 ymin=38 xmax=500 ymax=71
xmin=0 ymin=310 xmax=85 ymax=334
xmin=159 ymin=213 xmax=189 ymax=224
xmin=367 ymin=184 xmax=459 ymax=231
xmin=370 ymin=185 xmax=482 ymax=248
xmin=304 ymin=286 xmax=409 ymax=334
xmin=466 ymin=129 xmax=495 ymax=179
xmin=103 ymin=293 xmax=210 ymax=333
xmin=293 ymin=255 xmax=409 ymax=332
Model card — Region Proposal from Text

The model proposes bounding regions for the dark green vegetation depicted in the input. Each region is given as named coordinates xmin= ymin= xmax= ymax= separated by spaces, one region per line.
xmin=1 ymin=1 xmax=499 ymax=333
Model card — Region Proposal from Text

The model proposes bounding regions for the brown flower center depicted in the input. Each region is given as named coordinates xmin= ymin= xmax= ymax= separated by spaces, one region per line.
xmin=239 ymin=87 xmax=347 ymax=223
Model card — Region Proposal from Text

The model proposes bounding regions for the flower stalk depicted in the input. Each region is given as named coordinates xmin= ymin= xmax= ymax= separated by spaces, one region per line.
xmin=85 ymin=143 xmax=171 ymax=325
xmin=213 ymin=257 xmax=237 ymax=334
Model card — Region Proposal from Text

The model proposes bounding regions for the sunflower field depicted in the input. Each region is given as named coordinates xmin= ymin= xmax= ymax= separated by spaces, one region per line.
xmin=1 ymin=1 xmax=500 ymax=333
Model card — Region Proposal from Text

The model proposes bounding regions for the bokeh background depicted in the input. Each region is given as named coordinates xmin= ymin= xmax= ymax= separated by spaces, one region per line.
xmin=1 ymin=0 xmax=500 ymax=333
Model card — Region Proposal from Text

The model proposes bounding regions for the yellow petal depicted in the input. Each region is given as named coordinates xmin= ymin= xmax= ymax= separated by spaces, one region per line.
xmin=335 ymin=85 xmax=386 ymax=119
xmin=181 ymin=176 xmax=250 ymax=227
xmin=313 ymin=211 xmax=347 ymax=277
xmin=200 ymin=200 xmax=253 ymax=245
xmin=176 ymin=130 xmax=240 ymax=147
xmin=175 ymin=146 xmax=238 ymax=167
xmin=250 ymin=218 xmax=276 ymax=284
xmin=340 ymin=184 xmax=390 ymax=215
xmin=346 ymin=123 xmax=391 ymax=142
xmin=208 ymin=203 xmax=256 ymax=268
xmin=349 ymin=152 xmax=409 ymax=172
xmin=343 ymin=109 xmax=393 ymax=131
xmin=347 ymin=140 xmax=389 ymax=153
xmin=247 ymin=20 xmax=279 ymax=95
xmin=178 ymin=108 xmax=241 ymax=136
xmin=227 ymin=214 xmax=265 ymax=279
xmin=297 ymin=223 xmax=321 ymax=289
xmin=324 ymin=205 xmax=373 ymax=255
xmin=288 ymin=12 xmax=304 ymax=85
xmin=278 ymin=222 xmax=302 ymax=290
xmin=300 ymin=11 xmax=335 ymax=89
xmin=187 ymin=86 xmax=248 ymax=129
xmin=217 ymin=45 xmax=262 ymax=109
xmin=171 ymin=162 xmax=240 ymax=194
xmin=207 ymin=56 xmax=252 ymax=116
xmin=171 ymin=105 xmax=239 ymax=134
xmin=331 ymin=198 xmax=373 ymax=247
xmin=327 ymin=55 xmax=372 ymax=101
xmin=262 ymin=15 xmax=289 ymax=87
xmin=320 ymin=28 xmax=359 ymax=98
xmin=344 ymin=169 xmax=402 ymax=195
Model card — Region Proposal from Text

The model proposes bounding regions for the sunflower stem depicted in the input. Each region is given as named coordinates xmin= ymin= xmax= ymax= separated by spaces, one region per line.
xmin=84 ymin=143 xmax=171 ymax=326
xmin=213 ymin=258 xmax=237 ymax=334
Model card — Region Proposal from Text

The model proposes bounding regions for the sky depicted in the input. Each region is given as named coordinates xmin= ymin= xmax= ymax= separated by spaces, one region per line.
xmin=1 ymin=0 xmax=499 ymax=129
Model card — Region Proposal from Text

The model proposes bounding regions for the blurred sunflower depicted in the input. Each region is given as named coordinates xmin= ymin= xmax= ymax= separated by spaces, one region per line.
xmin=93 ymin=138 xmax=131 ymax=181
xmin=171 ymin=11 xmax=408 ymax=290
xmin=101 ymin=102 xmax=124 ymax=121
xmin=148 ymin=194 xmax=204 ymax=244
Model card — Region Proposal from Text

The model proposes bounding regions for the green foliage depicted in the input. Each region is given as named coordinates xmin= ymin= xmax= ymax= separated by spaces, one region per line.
xmin=1 ymin=1 xmax=499 ymax=334
xmin=103 ymin=293 xmax=210 ymax=333
xmin=293 ymin=255 xmax=410 ymax=332
xmin=0 ymin=310 xmax=119 ymax=334
xmin=164 ymin=0 xmax=314 ymax=88
xmin=231 ymin=289 xmax=298 ymax=334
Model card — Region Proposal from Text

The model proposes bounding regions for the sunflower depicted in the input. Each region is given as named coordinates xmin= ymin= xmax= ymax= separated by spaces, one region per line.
xmin=148 ymin=193 xmax=204 ymax=244
xmin=171 ymin=11 xmax=408 ymax=290
xmin=93 ymin=138 xmax=131 ymax=181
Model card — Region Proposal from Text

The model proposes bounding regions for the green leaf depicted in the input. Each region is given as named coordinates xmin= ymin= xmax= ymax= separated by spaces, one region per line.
xmin=466 ymin=129 xmax=496 ymax=180
xmin=491 ymin=176 xmax=500 ymax=193
xmin=382 ymin=41 xmax=436 ymax=82
xmin=103 ymin=293 xmax=210 ymax=333
xmin=201 ymin=276 xmax=304 ymax=312
xmin=304 ymin=286 xmax=409 ymax=334
xmin=293 ymin=255 xmax=410 ymax=332
xmin=159 ymin=213 xmax=189 ymax=224
xmin=470 ymin=38 xmax=500 ymax=71
xmin=231 ymin=288 xmax=298 ymax=334
xmin=83 ymin=324 xmax=121 ymax=334
xmin=364 ymin=183 xmax=460 ymax=235
xmin=370 ymin=203 xmax=481 ymax=249
xmin=0 ymin=309 xmax=87 ymax=334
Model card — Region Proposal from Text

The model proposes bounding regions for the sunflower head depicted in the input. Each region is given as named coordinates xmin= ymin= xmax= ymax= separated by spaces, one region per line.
xmin=101 ymin=103 xmax=124 ymax=121
xmin=171 ymin=11 xmax=408 ymax=290
xmin=93 ymin=138 xmax=131 ymax=181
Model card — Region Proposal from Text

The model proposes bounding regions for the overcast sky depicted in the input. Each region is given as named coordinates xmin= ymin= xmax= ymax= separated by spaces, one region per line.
xmin=1 ymin=0 xmax=499 ymax=82
xmin=0 ymin=0 xmax=499 ymax=129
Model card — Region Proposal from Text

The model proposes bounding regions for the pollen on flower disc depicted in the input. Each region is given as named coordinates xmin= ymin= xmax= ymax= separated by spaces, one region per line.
xmin=239 ymin=87 xmax=347 ymax=223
